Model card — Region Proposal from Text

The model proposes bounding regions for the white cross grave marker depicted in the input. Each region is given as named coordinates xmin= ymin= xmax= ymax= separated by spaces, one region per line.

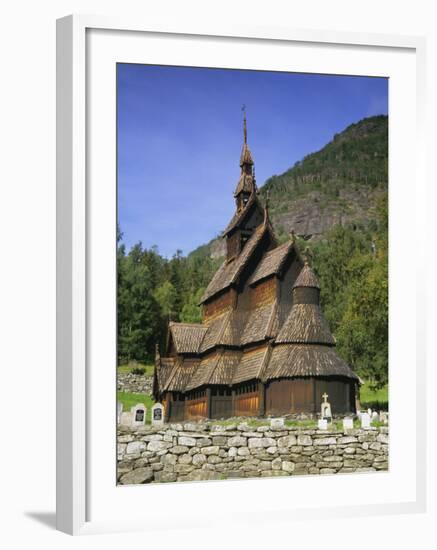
xmin=321 ymin=393 xmax=332 ymax=420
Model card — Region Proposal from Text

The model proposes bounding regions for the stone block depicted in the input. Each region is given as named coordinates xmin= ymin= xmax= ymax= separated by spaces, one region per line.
xmin=282 ymin=461 xmax=295 ymax=473
xmin=126 ymin=441 xmax=146 ymax=454
xmin=201 ymin=446 xmax=220 ymax=456
xmin=228 ymin=436 xmax=247 ymax=447
xmin=313 ymin=437 xmax=337 ymax=446
xmin=297 ymin=434 xmax=312 ymax=446
xmin=278 ymin=435 xmax=297 ymax=448
xmin=169 ymin=445 xmax=189 ymax=455
xmin=178 ymin=436 xmax=197 ymax=447
xmin=119 ymin=467 xmax=153 ymax=485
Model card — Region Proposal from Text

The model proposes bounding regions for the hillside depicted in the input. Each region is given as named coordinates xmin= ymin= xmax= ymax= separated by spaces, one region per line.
xmin=191 ymin=115 xmax=388 ymax=259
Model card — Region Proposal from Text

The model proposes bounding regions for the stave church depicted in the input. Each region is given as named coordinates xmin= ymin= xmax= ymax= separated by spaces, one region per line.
xmin=153 ymin=116 xmax=359 ymax=422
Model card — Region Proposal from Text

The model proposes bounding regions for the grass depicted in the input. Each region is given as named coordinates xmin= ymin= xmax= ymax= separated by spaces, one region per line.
xmin=117 ymin=391 xmax=155 ymax=423
xmin=117 ymin=363 xmax=155 ymax=376
xmin=359 ymin=381 xmax=388 ymax=410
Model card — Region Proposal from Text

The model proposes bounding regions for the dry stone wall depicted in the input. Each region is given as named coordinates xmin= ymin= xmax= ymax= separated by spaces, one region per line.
xmin=117 ymin=421 xmax=389 ymax=484
xmin=117 ymin=373 xmax=153 ymax=395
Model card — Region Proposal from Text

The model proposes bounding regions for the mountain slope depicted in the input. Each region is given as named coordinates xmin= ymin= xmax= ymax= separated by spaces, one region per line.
xmin=191 ymin=115 xmax=388 ymax=259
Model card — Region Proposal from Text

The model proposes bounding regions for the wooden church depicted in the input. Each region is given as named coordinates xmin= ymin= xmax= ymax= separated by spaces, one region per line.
xmin=153 ymin=116 xmax=358 ymax=422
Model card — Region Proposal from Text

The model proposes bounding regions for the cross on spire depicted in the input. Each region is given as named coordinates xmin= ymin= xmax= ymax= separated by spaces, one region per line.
xmin=322 ymin=392 xmax=329 ymax=403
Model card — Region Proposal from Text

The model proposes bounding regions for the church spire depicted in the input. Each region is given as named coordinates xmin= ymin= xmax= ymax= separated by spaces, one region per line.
xmin=234 ymin=107 xmax=256 ymax=209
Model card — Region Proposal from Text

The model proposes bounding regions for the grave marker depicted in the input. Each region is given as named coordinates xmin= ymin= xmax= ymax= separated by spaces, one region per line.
xmin=321 ymin=393 xmax=332 ymax=420
xmin=131 ymin=403 xmax=146 ymax=427
xmin=151 ymin=403 xmax=164 ymax=427
xmin=343 ymin=417 xmax=354 ymax=430
xmin=360 ymin=412 xmax=371 ymax=429
xmin=318 ymin=418 xmax=328 ymax=430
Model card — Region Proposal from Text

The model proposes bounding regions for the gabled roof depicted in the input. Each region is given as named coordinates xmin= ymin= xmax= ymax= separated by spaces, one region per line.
xmin=262 ymin=344 xmax=359 ymax=382
xmin=163 ymin=357 xmax=200 ymax=392
xmin=232 ymin=346 xmax=270 ymax=384
xmin=275 ymin=303 xmax=335 ymax=345
xmin=153 ymin=357 xmax=176 ymax=398
xmin=293 ymin=263 xmax=320 ymax=289
xmin=222 ymin=191 xmax=262 ymax=236
xmin=169 ymin=322 xmax=208 ymax=354
xmin=199 ymin=311 xmax=233 ymax=353
xmin=240 ymin=142 xmax=254 ymax=167
xmin=234 ymin=173 xmax=255 ymax=197
xmin=200 ymin=222 xmax=271 ymax=303
xmin=199 ymin=301 xmax=281 ymax=353
xmin=248 ymin=240 xmax=295 ymax=286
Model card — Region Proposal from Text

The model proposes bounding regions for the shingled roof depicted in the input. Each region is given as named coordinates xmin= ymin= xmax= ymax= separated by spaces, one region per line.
xmin=262 ymin=344 xmax=358 ymax=382
xmin=234 ymin=173 xmax=256 ymax=197
xmin=222 ymin=191 xmax=261 ymax=236
xmin=248 ymin=240 xmax=295 ymax=286
xmin=275 ymin=304 xmax=335 ymax=345
xmin=199 ymin=301 xmax=281 ymax=353
xmin=232 ymin=346 xmax=270 ymax=384
xmin=201 ymin=222 xmax=270 ymax=303
xmin=169 ymin=322 xmax=208 ymax=354
xmin=293 ymin=263 xmax=320 ymax=289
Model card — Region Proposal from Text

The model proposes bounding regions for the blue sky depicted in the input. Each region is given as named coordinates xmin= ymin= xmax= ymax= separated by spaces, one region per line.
xmin=117 ymin=64 xmax=388 ymax=257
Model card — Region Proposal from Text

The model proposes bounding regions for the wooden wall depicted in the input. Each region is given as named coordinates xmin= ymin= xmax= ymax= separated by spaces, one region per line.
xmin=234 ymin=382 xmax=259 ymax=417
xmin=250 ymin=277 xmax=276 ymax=308
xmin=210 ymin=387 xmax=233 ymax=419
xmin=265 ymin=377 xmax=356 ymax=416
xmin=166 ymin=377 xmax=355 ymax=421
xmin=265 ymin=378 xmax=314 ymax=415
xmin=314 ymin=378 xmax=355 ymax=414
xmin=203 ymin=289 xmax=236 ymax=322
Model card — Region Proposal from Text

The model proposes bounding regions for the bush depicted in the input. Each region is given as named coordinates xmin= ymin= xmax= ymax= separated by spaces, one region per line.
xmin=131 ymin=367 xmax=146 ymax=375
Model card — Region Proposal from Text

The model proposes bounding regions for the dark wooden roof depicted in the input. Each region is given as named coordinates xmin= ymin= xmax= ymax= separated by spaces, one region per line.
xmin=198 ymin=311 xmax=231 ymax=352
xmin=185 ymin=353 xmax=220 ymax=391
xmin=293 ymin=263 xmax=320 ymax=289
xmin=169 ymin=322 xmax=208 ymax=353
xmin=239 ymin=142 xmax=254 ymax=167
xmin=262 ymin=344 xmax=358 ymax=381
xmin=222 ymin=191 xmax=261 ymax=236
xmin=199 ymin=301 xmax=280 ymax=353
xmin=186 ymin=350 xmax=242 ymax=390
xmin=275 ymin=304 xmax=335 ymax=345
xmin=163 ymin=357 xmax=201 ymax=392
xmin=232 ymin=346 xmax=270 ymax=384
xmin=201 ymin=222 xmax=269 ymax=303
xmin=234 ymin=173 xmax=256 ymax=197
xmin=211 ymin=351 xmax=241 ymax=385
xmin=153 ymin=357 xmax=176 ymax=397
xmin=248 ymin=240 xmax=295 ymax=286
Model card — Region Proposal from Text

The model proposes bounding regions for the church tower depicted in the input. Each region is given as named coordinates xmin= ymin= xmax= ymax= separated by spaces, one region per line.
xmin=222 ymin=112 xmax=265 ymax=261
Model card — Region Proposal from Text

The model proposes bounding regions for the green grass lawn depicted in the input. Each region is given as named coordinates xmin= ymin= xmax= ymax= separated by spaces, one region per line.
xmin=117 ymin=391 xmax=155 ymax=423
xmin=117 ymin=363 xmax=155 ymax=376
xmin=359 ymin=381 xmax=388 ymax=410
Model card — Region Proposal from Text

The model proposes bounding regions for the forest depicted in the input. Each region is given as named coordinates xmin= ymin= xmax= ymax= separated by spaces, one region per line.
xmin=117 ymin=115 xmax=388 ymax=390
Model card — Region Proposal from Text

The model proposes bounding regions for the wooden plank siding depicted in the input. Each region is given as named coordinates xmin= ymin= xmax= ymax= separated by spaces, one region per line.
xmin=202 ymin=289 xmax=236 ymax=323
xmin=234 ymin=382 xmax=259 ymax=417
xmin=265 ymin=378 xmax=314 ymax=415
xmin=185 ymin=397 xmax=207 ymax=420
xmin=314 ymin=378 xmax=356 ymax=414
xmin=249 ymin=277 xmax=277 ymax=308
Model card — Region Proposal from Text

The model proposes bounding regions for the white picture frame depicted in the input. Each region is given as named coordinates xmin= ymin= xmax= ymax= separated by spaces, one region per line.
xmin=56 ymin=14 xmax=427 ymax=535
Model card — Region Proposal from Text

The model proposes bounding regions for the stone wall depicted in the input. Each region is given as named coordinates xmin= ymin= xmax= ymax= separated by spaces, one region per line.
xmin=117 ymin=373 xmax=153 ymax=395
xmin=117 ymin=421 xmax=389 ymax=484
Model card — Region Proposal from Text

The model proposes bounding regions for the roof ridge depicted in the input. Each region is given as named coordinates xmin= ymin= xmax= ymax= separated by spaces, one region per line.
xmin=205 ymin=348 xmax=225 ymax=385
xmin=171 ymin=322 xmax=208 ymax=329
xmin=257 ymin=343 xmax=273 ymax=380
xmin=222 ymin=192 xmax=259 ymax=236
